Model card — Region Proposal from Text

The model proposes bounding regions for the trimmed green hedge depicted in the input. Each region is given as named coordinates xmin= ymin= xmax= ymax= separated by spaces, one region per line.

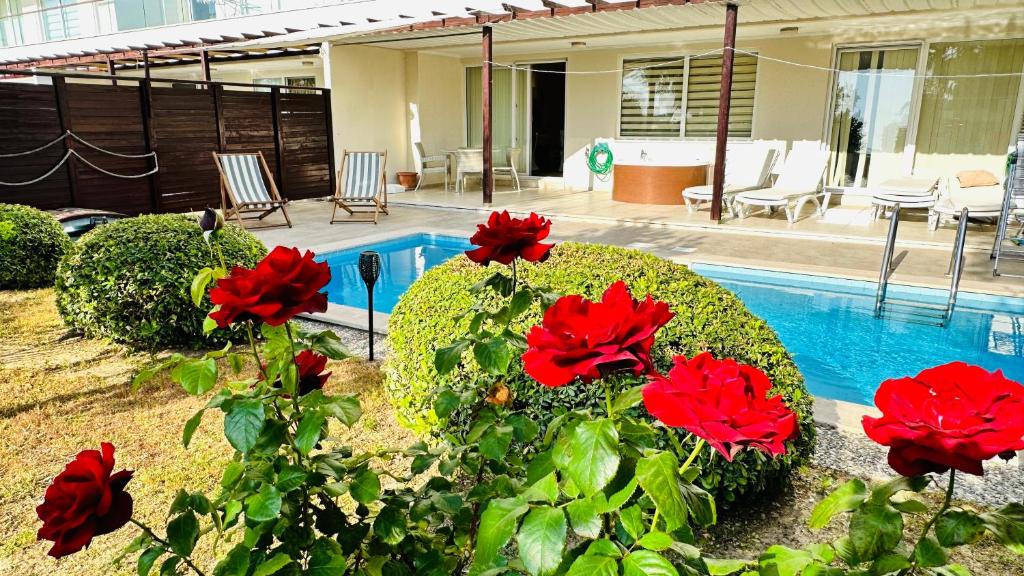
xmin=0 ymin=203 xmax=72 ymax=290
xmin=55 ymin=214 xmax=267 ymax=349
xmin=385 ymin=242 xmax=815 ymax=503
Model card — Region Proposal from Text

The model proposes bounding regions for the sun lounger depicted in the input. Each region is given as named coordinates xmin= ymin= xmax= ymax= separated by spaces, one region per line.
xmin=212 ymin=151 xmax=291 ymax=230
xmin=733 ymin=147 xmax=830 ymax=223
xmin=682 ymin=146 xmax=778 ymax=215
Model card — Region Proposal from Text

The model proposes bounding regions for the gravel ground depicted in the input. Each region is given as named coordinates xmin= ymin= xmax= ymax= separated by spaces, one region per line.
xmin=311 ymin=320 xmax=1023 ymax=507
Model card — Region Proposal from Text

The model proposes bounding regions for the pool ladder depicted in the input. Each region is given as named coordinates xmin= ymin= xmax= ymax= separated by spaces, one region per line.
xmin=873 ymin=204 xmax=969 ymax=327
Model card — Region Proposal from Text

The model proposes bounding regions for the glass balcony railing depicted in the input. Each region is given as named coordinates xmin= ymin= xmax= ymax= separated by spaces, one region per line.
xmin=0 ymin=0 xmax=348 ymax=49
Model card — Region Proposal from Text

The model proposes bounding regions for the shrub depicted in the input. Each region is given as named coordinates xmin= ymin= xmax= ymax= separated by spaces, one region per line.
xmin=55 ymin=214 xmax=266 ymax=349
xmin=386 ymin=241 xmax=815 ymax=503
xmin=0 ymin=203 xmax=72 ymax=290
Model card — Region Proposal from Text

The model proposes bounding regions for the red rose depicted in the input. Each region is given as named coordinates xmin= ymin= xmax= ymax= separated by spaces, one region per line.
xmin=36 ymin=443 xmax=134 ymax=558
xmin=209 ymin=246 xmax=330 ymax=328
xmin=522 ymin=281 xmax=674 ymax=387
xmin=465 ymin=211 xmax=554 ymax=266
xmin=642 ymin=353 xmax=798 ymax=461
xmin=294 ymin=349 xmax=331 ymax=396
xmin=862 ymin=362 xmax=1024 ymax=477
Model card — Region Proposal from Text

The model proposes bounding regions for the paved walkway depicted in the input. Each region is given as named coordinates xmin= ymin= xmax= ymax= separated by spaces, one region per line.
xmin=255 ymin=199 xmax=1024 ymax=297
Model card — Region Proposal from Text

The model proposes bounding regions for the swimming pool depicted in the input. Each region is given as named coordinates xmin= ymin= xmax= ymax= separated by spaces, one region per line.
xmin=317 ymin=233 xmax=472 ymax=314
xmin=692 ymin=263 xmax=1024 ymax=405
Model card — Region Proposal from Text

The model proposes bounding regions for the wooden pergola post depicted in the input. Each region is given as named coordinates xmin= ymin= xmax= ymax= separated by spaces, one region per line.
xmin=200 ymin=49 xmax=212 ymax=82
xmin=711 ymin=2 xmax=739 ymax=222
xmin=105 ymin=55 xmax=117 ymax=86
xmin=482 ymin=25 xmax=494 ymax=206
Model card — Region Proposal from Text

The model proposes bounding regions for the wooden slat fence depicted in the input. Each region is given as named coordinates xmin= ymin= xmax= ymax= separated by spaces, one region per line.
xmin=0 ymin=74 xmax=334 ymax=215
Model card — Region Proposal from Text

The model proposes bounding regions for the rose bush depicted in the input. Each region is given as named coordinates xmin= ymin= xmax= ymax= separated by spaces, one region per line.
xmin=35 ymin=210 xmax=1024 ymax=576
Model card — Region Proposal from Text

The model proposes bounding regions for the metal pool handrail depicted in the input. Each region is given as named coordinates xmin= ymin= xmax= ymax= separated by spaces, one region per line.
xmin=945 ymin=207 xmax=970 ymax=320
xmin=874 ymin=203 xmax=901 ymax=317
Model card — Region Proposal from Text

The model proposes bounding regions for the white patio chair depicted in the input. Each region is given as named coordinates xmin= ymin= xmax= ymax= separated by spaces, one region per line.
xmin=413 ymin=141 xmax=449 ymax=192
xmin=493 ymin=147 xmax=522 ymax=192
xmin=455 ymin=148 xmax=483 ymax=195
xmin=733 ymin=147 xmax=830 ymax=223
xmin=682 ymin=146 xmax=778 ymax=215
xmin=929 ymin=172 xmax=1019 ymax=230
xmin=330 ymin=150 xmax=388 ymax=224
xmin=212 ymin=151 xmax=291 ymax=230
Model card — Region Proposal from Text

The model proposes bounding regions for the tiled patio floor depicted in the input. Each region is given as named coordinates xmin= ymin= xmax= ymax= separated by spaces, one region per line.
xmin=254 ymin=199 xmax=1024 ymax=297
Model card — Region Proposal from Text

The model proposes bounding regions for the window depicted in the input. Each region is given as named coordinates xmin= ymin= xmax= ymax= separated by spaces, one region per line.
xmin=684 ymin=53 xmax=758 ymax=138
xmin=619 ymin=57 xmax=685 ymax=138
xmin=617 ymin=53 xmax=758 ymax=139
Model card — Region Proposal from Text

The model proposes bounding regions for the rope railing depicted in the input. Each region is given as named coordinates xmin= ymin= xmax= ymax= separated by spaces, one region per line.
xmin=0 ymin=131 xmax=158 ymax=186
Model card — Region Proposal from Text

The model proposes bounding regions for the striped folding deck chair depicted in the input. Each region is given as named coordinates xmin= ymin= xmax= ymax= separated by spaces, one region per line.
xmin=331 ymin=150 xmax=388 ymax=224
xmin=212 ymin=151 xmax=292 ymax=230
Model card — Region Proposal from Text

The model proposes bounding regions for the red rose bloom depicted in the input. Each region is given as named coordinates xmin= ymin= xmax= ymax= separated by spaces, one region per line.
xmin=209 ymin=246 xmax=330 ymax=328
xmin=294 ymin=349 xmax=331 ymax=396
xmin=862 ymin=362 xmax=1024 ymax=477
xmin=465 ymin=211 xmax=554 ymax=266
xmin=642 ymin=353 xmax=798 ymax=461
xmin=522 ymin=281 xmax=674 ymax=387
xmin=36 ymin=443 xmax=134 ymax=558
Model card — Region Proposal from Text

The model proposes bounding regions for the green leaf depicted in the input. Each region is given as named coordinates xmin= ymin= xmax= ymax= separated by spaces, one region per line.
xmin=308 ymin=538 xmax=346 ymax=576
xmin=637 ymin=531 xmax=673 ymax=552
xmin=611 ymin=385 xmax=645 ymax=413
xmin=849 ymin=504 xmax=903 ymax=561
xmin=182 ymin=409 xmax=204 ymax=448
xmin=809 ymin=478 xmax=868 ymax=530
xmin=936 ymin=510 xmax=987 ymax=547
xmin=523 ymin=472 xmax=559 ymax=504
xmin=228 ymin=353 xmax=245 ymax=375
xmin=565 ymin=419 xmax=620 ymax=497
xmin=868 ymin=475 xmax=930 ymax=504
xmin=508 ymin=414 xmax=540 ymax=443
xmin=373 ymin=504 xmax=407 ymax=545
xmin=323 ymin=395 xmax=361 ymax=427
xmin=221 ymin=462 xmax=244 ymax=489
xmin=472 ymin=497 xmax=530 ymax=571
xmin=294 ymin=412 xmax=325 ymax=456
xmin=138 ymin=546 xmax=165 ymax=576
xmin=223 ymin=399 xmax=265 ymax=453
xmin=307 ymin=330 xmax=351 ymax=360
xmin=680 ymin=481 xmax=716 ymax=527
xmin=891 ymin=497 xmax=929 ymax=515
xmin=434 ymin=340 xmax=470 ymax=374
xmin=622 ymin=550 xmax=678 ymax=576
xmin=980 ymin=502 xmax=1024 ymax=554
xmin=508 ymin=289 xmax=533 ymax=318
xmin=166 ymin=512 xmax=199 ymax=557
xmin=245 ymin=484 xmax=282 ymax=522
xmin=480 ymin=425 xmax=514 ymax=460
xmin=928 ymin=564 xmax=972 ymax=576
xmin=191 ymin=267 xmax=214 ymax=306
xmin=349 ymin=468 xmax=381 ymax=504
xmin=870 ymin=553 xmax=910 ymax=575
xmin=620 ymin=505 xmax=644 ymax=540
xmin=213 ymin=544 xmax=249 ymax=576
xmin=517 ymin=506 xmax=567 ymax=576
xmin=566 ymin=498 xmax=602 ymax=539
xmin=636 ymin=451 xmax=687 ymax=532
xmin=758 ymin=545 xmax=813 ymax=576
xmin=252 ymin=553 xmax=292 ymax=576
xmin=276 ymin=465 xmax=308 ymax=493
xmin=566 ymin=540 xmax=621 ymax=576
xmin=703 ymin=558 xmax=751 ymax=576
xmin=474 ymin=337 xmax=513 ymax=375
xmin=833 ymin=536 xmax=859 ymax=566
xmin=914 ymin=535 xmax=947 ymax=568
xmin=173 ymin=358 xmax=218 ymax=395
xmin=433 ymin=389 xmax=461 ymax=419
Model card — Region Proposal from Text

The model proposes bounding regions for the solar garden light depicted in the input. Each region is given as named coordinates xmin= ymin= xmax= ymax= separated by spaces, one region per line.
xmin=358 ymin=250 xmax=382 ymax=361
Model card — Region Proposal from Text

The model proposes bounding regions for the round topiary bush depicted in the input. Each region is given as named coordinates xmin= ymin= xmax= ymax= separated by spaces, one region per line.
xmin=386 ymin=242 xmax=815 ymax=503
xmin=0 ymin=203 xmax=72 ymax=290
xmin=55 ymin=214 xmax=267 ymax=349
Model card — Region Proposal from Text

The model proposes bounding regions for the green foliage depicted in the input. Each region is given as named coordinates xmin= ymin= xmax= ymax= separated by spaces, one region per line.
xmin=54 ymin=214 xmax=266 ymax=349
xmin=386 ymin=241 xmax=815 ymax=503
xmin=0 ymin=203 xmax=72 ymax=289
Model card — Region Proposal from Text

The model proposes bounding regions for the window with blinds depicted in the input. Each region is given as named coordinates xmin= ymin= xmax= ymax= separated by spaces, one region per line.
xmin=619 ymin=57 xmax=686 ymax=138
xmin=684 ymin=53 xmax=758 ymax=138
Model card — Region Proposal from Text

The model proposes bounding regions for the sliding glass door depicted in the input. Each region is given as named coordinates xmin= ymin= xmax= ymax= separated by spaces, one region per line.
xmin=465 ymin=66 xmax=528 ymax=154
xmin=826 ymin=46 xmax=919 ymax=189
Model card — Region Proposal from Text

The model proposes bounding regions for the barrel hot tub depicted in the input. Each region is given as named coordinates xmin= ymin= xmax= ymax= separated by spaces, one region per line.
xmin=612 ymin=162 xmax=708 ymax=205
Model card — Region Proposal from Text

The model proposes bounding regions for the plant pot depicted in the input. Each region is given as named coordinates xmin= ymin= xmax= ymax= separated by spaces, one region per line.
xmin=396 ymin=171 xmax=418 ymax=189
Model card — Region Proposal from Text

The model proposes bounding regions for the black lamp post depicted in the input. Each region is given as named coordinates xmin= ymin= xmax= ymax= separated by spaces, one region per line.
xmin=358 ymin=250 xmax=381 ymax=360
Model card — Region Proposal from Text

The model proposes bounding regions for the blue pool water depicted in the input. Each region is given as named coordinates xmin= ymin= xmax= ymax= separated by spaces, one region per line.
xmin=317 ymin=233 xmax=472 ymax=313
xmin=692 ymin=264 xmax=1024 ymax=405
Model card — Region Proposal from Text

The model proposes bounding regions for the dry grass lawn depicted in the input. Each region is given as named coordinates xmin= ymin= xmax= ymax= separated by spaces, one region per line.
xmin=0 ymin=289 xmax=414 ymax=576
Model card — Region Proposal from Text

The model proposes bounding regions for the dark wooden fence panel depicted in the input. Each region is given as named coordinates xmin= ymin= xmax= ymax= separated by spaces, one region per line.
xmin=0 ymin=84 xmax=71 ymax=208
xmin=65 ymin=83 xmax=152 ymax=214
xmin=279 ymin=92 xmax=331 ymax=200
xmin=219 ymin=90 xmax=278 ymax=190
xmin=150 ymin=86 xmax=220 ymax=213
